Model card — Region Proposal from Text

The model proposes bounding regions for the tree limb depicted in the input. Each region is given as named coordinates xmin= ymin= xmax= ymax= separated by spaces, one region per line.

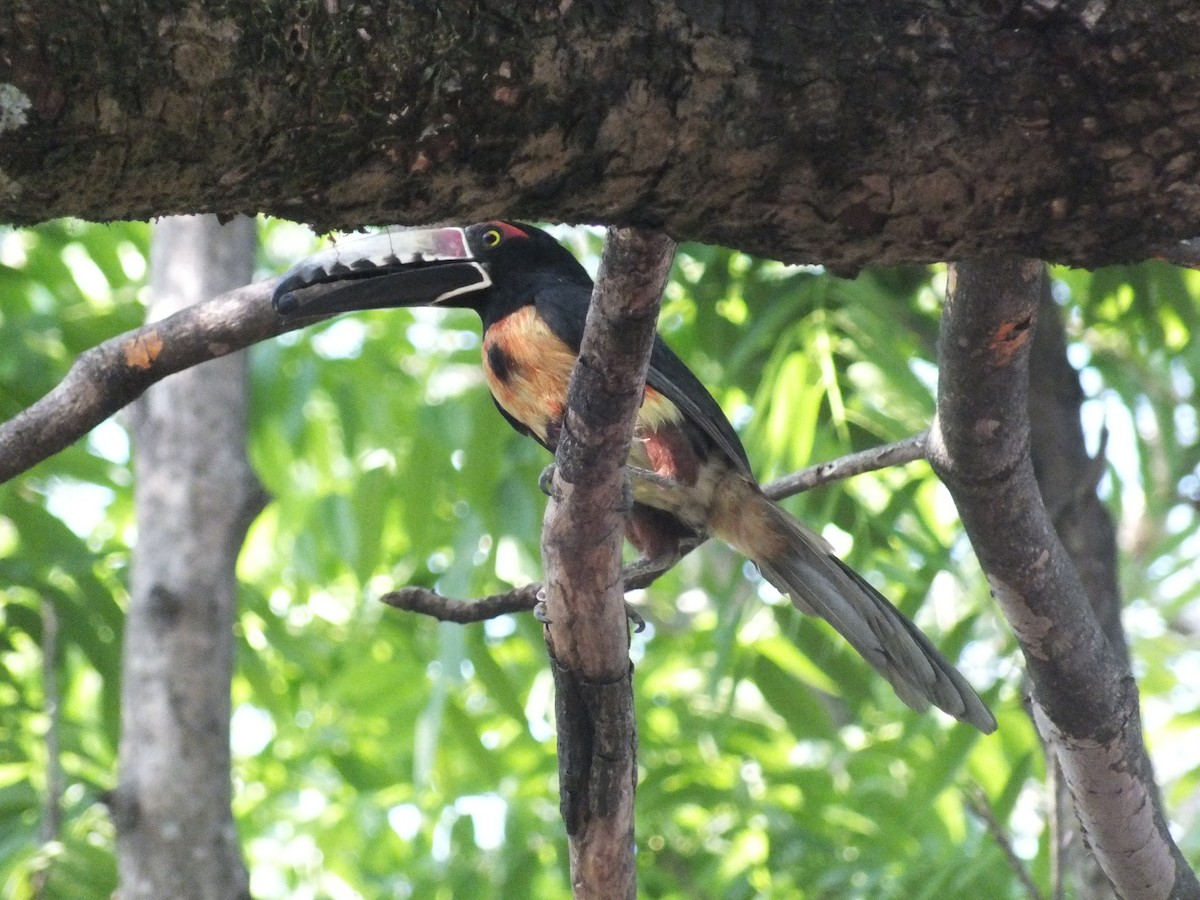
xmin=928 ymin=258 xmax=1198 ymax=900
xmin=379 ymin=583 xmax=541 ymax=621
xmin=7 ymin=3 xmax=1200 ymax=267
xmin=0 ymin=278 xmax=326 ymax=485
xmin=539 ymin=227 xmax=675 ymax=899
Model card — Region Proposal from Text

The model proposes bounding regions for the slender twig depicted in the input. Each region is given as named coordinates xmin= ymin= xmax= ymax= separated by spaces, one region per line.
xmin=762 ymin=430 xmax=928 ymax=500
xmin=380 ymin=583 xmax=541 ymax=621
xmin=964 ymin=784 xmax=1046 ymax=900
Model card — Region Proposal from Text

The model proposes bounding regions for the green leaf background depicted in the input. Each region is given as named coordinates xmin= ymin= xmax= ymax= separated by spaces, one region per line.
xmin=1 ymin=219 xmax=1197 ymax=897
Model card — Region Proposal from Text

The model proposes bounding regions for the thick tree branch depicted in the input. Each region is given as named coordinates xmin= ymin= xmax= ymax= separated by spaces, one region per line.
xmin=6 ymin=3 xmax=1200 ymax=267
xmin=928 ymin=259 xmax=1198 ymax=900
xmin=539 ymin=227 xmax=674 ymax=900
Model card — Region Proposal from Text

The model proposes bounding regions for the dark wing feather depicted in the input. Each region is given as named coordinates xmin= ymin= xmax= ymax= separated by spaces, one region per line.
xmin=645 ymin=339 xmax=752 ymax=476
xmin=530 ymin=281 xmax=591 ymax=349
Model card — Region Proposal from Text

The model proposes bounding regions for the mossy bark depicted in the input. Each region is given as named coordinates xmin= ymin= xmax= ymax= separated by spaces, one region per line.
xmin=4 ymin=1 xmax=1200 ymax=267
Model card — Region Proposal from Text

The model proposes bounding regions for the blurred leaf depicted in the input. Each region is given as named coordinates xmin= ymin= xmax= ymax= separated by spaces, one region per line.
xmin=5 ymin=220 xmax=1200 ymax=898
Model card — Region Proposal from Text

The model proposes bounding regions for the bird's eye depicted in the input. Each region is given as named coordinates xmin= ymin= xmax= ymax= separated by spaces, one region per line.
xmin=482 ymin=228 xmax=502 ymax=247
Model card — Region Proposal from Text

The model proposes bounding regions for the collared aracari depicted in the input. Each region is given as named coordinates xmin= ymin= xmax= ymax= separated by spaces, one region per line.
xmin=273 ymin=221 xmax=996 ymax=733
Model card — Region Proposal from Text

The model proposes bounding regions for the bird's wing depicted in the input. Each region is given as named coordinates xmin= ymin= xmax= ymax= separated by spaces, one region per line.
xmin=645 ymin=338 xmax=752 ymax=476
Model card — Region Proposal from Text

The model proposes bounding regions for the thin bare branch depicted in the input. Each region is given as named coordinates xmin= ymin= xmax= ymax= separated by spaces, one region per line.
xmin=380 ymin=584 xmax=541 ymax=621
xmin=762 ymin=430 xmax=929 ymax=501
xmin=964 ymin=784 xmax=1046 ymax=900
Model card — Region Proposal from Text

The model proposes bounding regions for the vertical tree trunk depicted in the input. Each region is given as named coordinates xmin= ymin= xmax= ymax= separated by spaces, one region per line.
xmin=932 ymin=259 xmax=1197 ymax=900
xmin=1027 ymin=287 xmax=1125 ymax=900
xmin=108 ymin=215 xmax=261 ymax=899
xmin=541 ymin=228 xmax=675 ymax=898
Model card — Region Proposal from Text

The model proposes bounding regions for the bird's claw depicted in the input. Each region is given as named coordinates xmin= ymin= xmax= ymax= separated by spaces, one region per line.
xmin=538 ymin=464 xmax=557 ymax=498
xmin=533 ymin=593 xmax=642 ymax=632
xmin=618 ymin=472 xmax=634 ymax=513
xmin=627 ymin=465 xmax=682 ymax=493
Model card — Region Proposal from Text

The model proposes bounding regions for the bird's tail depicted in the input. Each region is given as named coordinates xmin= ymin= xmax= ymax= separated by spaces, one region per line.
xmin=736 ymin=496 xmax=996 ymax=733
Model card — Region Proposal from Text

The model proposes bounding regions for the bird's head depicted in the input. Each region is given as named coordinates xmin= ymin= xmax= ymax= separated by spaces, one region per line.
xmin=272 ymin=221 xmax=591 ymax=319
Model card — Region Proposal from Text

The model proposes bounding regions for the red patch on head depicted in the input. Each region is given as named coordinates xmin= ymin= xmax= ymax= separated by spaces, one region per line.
xmin=490 ymin=221 xmax=529 ymax=240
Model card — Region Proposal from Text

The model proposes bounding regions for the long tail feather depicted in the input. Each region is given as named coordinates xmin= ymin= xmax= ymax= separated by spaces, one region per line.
xmin=753 ymin=501 xmax=996 ymax=733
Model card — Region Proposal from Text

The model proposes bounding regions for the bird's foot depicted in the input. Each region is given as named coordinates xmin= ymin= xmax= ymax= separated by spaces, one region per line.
xmin=626 ymin=465 xmax=681 ymax=493
xmin=623 ymin=549 xmax=682 ymax=586
xmin=532 ymin=591 xmax=644 ymax=633
xmin=538 ymin=463 xmax=557 ymax=498
xmin=533 ymin=588 xmax=551 ymax=624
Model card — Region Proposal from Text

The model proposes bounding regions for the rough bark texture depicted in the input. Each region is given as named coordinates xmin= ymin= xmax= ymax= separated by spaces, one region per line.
xmin=108 ymin=216 xmax=261 ymax=900
xmin=1028 ymin=288 xmax=1128 ymax=669
xmin=541 ymin=228 xmax=675 ymax=899
xmin=3 ymin=2 xmax=1200 ymax=268
xmin=930 ymin=259 xmax=1197 ymax=900
xmin=1028 ymin=290 xmax=1124 ymax=900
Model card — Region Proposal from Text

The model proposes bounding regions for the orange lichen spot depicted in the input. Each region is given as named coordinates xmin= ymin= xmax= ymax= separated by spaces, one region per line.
xmin=409 ymin=151 xmax=433 ymax=174
xmin=124 ymin=332 xmax=163 ymax=370
xmin=988 ymin=315 xmax=1034 ymax=367
xmin=492 ymin=85 xmax=521 ymax=106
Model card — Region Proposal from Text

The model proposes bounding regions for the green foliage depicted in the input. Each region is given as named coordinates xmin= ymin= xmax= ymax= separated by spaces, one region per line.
xmin=0 ymin=220 xmax=144 ymax=900
xmin=1 ymin=219 xmax=1198 ymax=898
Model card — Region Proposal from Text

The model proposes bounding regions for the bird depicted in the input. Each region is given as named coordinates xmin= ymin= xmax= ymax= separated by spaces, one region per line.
xmin=273 ymin=220 xmax=996 ymax=733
